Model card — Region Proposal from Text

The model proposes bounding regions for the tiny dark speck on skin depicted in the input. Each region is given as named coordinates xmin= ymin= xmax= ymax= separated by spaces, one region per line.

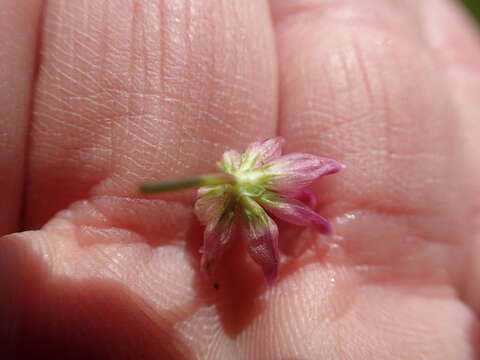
xmin=213 ymin=282 xmax=220 ymax=290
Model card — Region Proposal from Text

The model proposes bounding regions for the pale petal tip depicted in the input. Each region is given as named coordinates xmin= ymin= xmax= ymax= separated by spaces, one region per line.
xmin=307 ymin=211 xmax=334 ymax=235
xmin=248 ymin=136 xmax=285 ymax=151
xmin=270 ymin=136 xmax=286 ymax=146
xmin=307 ymin=212 xmax=334 ymax=235
xmin=245 ymin=136 xmax=286 ymax=167
xmin=327 ymin=159 xmax=346 ymax=175
xmin=337 ymin=162 xmax=347 ymax=171
xmin=314 ymin=219 xmax=333 ymax=235
xmin=259 ymin=136 xmax=285 ymax=146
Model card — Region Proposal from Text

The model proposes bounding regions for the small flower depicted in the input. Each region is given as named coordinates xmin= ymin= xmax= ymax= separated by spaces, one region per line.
xmin=140 ymin=137 xmax=345 ymax=283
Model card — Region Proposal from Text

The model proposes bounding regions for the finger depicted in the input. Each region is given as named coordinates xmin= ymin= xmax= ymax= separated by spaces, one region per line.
xmin=0 ymin=230 xmax=200 ymax=358
xmin=27 ymin=0 xmax=278 ymax=228
xmin=408 ymin=0 xmax=480 ymax=313
xmin=0 ymin=0 xmax=43 ymax=234
xmin=273 ymin=0 xmax=468 ymax=277
xmin=3 ymin=0 xmax=279 ymax=357
xmin=266 ymin=0 xmax=477 ymax=358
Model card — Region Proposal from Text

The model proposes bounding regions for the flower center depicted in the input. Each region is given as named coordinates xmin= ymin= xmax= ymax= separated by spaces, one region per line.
xmin=228 ymin=168 xmax=267 ymax=199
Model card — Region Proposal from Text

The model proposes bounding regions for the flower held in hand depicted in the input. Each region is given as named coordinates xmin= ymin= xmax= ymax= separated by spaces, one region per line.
xmin=140 ymin=137 xmax=344 ymax=283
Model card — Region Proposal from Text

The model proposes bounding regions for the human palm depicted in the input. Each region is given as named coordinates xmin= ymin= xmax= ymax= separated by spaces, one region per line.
xmin=1 ymin=0 xmax=480 ymax=359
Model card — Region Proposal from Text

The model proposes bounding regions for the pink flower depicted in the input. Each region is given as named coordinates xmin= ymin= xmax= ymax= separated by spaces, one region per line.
xmin=194 ymin=137 xmax=345 ymax=283
xmin=140 ymin=137 xmax=344 ymax=283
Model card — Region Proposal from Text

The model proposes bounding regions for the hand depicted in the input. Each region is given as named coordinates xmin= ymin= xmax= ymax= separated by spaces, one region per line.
xmin=1 ymin=0 xmax=480 ymax=358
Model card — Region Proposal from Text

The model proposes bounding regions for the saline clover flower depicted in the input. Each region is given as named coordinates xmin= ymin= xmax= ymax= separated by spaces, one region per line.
xmin=140 ymin=137 xmax=344 ymax=283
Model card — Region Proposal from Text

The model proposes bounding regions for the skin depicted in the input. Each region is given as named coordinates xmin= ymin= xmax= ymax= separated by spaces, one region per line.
xmin=0 ymin=0 xmax=480 ymax=358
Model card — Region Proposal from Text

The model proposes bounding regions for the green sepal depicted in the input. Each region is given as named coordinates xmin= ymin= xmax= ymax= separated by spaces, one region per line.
xmin=240 ymin=183 xmax=265 ymax=197
xmin=240 ymin=196 xmax=269 ymax=227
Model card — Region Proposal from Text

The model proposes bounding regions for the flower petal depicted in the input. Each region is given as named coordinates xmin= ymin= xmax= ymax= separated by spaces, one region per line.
xmin=259 ymin=194 xmax=332 ymax=235
xmin=293 ymin=188 xmax=317 ymax=209
xmin=218 ymin=150 xmax=241 ymax=173
xmin=264 ymin=153 xmax=345 ymax=192
xmin=201 ymin=212 xmax=236 ymax=278
xmin=240 ymin=136 xmax=285 ymax=170
xmin=194 ymin=185 xmax=230 ymax=225
xmin=241 ymin=197 xmax=280 ymax=283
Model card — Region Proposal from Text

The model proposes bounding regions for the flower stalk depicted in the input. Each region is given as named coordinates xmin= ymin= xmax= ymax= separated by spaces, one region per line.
xmin=139 ymin=173 xmax=235 ymax=193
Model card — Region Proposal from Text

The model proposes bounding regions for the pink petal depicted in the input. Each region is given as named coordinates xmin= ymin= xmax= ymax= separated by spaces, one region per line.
xmin=201 ymin=213 xmax=236 ymax=278
xmin=194 ymin=186 xmax=229 ymax=225
xmin=259 ymin=195 xmax=332 ymax=235
xmin=293 ymin=188 xmax=317 ymax=209
xmin=265 ymin=153 xmax=345 ymax=192
xmin=218 ymin=150 xmax=241 ymax=172
xmin=241 ymin=198 xmax=280 ymax=283
xmin=241 ymin=137 xmax=285 ymax=170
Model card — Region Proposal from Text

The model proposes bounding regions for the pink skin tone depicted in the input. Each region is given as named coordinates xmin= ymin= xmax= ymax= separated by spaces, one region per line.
xmin=1 ymin=0 xmax=480 ymax=359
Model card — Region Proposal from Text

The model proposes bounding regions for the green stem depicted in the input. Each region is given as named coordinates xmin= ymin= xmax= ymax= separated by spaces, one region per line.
xmin=139 ymin=173 xmax=235 ymax=193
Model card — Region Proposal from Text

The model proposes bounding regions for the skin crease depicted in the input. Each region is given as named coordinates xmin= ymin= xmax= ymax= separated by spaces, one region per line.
xmin=0 ymin=0 xmax=43 ymax=235
xmin=0 ymin=0 xmax=479 ymax=358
